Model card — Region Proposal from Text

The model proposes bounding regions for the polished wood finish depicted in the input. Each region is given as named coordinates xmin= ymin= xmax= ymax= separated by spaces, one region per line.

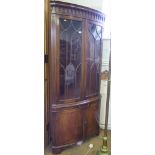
xmin=85 ymin=102 xmax=100 ymax=138
xmin=53 ymin=108 xmax=83 ymax=145
xmin=44 ymin=0 xmax=50 ymax=147
xmin=45 ymin=1 xmax=105 ymax=153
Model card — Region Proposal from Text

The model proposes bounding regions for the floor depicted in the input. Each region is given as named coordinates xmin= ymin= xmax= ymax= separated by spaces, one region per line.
xmin=45 ymin=130 xmax=111 ymax=155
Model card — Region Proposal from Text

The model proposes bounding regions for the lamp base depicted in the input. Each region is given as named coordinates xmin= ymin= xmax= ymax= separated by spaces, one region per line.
xmin=95 ymin=136 xmax=110 ymax=155
xmin=95 ymin=150 xmax=110 ymax=155
xmin=95 ymin=146 xmax=110 ymax=155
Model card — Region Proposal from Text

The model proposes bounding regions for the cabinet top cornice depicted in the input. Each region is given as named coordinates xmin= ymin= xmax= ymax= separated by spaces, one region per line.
xmin=50 ymin=0 xmax=105 ymax=23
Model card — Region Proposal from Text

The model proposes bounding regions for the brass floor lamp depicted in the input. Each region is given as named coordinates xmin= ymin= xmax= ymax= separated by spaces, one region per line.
xmin=96 ymin=39 xmax=111 ymax=155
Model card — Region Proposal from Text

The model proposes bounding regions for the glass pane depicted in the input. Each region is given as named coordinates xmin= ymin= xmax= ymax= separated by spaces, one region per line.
xmin=59 ymin=18 xmax=82 ymax=100
xmin=86 ymin=23 xmax=102 ymax=96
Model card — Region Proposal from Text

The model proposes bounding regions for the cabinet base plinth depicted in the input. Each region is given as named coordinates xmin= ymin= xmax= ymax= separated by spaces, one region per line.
xmin=51 ymin=143 xmax=75 ymax=154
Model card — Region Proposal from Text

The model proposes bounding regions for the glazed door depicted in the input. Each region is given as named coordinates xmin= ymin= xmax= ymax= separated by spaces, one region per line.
xmin=85 ymin=21 xmax=103 ymax=98
xmin=57 ymin=17 xmax=84 ymax=102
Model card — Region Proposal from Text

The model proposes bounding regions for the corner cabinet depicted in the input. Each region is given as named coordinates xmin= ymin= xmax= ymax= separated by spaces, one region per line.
xmin=45 ymin=1 xmax=105 ymax=153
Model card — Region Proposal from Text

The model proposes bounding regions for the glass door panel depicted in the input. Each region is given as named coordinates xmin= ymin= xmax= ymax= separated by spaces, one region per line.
xmin=59 ymin=18 xmax=82 ymax=100
xmin=86 ymin=23 xmax=102 ymax=96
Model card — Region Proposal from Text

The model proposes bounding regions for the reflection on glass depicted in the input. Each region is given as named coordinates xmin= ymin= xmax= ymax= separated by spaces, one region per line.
xmin=59 ymin=18 xmax=82 ymax=100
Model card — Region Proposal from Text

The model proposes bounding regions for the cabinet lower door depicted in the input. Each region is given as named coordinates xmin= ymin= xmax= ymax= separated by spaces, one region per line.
xmin=52 ymin=108 xmax=83 ymax=146
xmin=85 ymin=102 xmax=99 ymax=138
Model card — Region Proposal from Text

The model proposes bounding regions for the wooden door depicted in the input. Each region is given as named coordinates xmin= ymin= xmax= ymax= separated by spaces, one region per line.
xmin=56 ymin=16 xmax=85 ymax=103
xmin=52 ymin=108 xmax=83 ymax=146
xmin=85 ymin=102 xmax=100 ymax=138
xmin=85 ymin=21 xmax=103 ymax=98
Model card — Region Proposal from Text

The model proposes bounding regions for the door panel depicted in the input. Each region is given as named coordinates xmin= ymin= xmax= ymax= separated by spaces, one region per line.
xmin=59 ymin=18 xmax=83 ymax=100
xmin=86 ymin=22 xmax=102 ymax=97
xmin=53 ymin=108 xmax=83 ymax=146
xmin=85 ymin=102 xmax=99 ymax=138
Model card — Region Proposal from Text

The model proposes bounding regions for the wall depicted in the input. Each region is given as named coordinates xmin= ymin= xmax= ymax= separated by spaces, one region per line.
xmin=59 ymin=0 xmax=104 ymax=12
xmin=100 ymin=81 xmax=111 ymax=129
xmin=100 ymin=39 xmax=111 ymax=129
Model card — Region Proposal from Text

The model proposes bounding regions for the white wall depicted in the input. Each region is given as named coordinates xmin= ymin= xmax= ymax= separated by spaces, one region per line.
xmin=60 ymin=0 xmax=104 ymax=12
xmin=100 ymin=39 xmax=111 ymax=130
xmin=101 ymin=0 xmax=111 ymax=39
xmin=100 ymin=81 xmax=111 ymax=129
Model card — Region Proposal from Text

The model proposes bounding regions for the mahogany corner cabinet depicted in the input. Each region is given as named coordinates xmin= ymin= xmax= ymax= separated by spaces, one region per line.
xmin=44 ymin=1 xmax=105 ymax=153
